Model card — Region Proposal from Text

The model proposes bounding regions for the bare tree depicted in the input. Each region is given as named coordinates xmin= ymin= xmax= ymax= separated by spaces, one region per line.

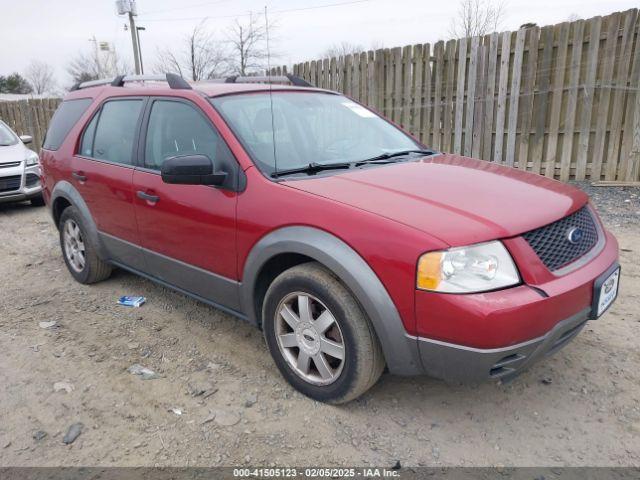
xmin=154 ymin=48 xmax=184 ymax=77
xmin=320 ymin=41 xmax=384 ymax=59
xmin=321 ymin=41 xmax=365 ymax=59
xmin=369 ymin=40 xmax=385 ymax=51
xmin=449 ymin=0 xmax=507 ymax=38
xmin=226 ymin=13 xmax=273 ymax=76
xmin=67 ymin=45 xmax=129 ymax=85
xmin=154 ymin=22 xmax=229 ymax=81
xmin=24 ymin=61 xmax=56 ymax=94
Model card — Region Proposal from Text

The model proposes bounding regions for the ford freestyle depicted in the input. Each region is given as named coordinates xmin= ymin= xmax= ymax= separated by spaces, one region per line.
xmin=39 ymin=74 xmax=620 ymax=403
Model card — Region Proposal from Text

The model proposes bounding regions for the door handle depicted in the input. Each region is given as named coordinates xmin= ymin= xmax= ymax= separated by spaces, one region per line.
xmin=137 ymin=190 xmax=160 ymax=204
xmin=72 ymin=171 xmax=87 ymax=182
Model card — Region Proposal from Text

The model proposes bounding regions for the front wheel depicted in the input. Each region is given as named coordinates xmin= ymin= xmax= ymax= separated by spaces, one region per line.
xmin=262 ymin=262 xmax=385 ymax=404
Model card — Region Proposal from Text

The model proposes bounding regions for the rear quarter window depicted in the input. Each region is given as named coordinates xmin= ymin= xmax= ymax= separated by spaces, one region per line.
xmin=43 ymin=98 xmax=93 ymax=151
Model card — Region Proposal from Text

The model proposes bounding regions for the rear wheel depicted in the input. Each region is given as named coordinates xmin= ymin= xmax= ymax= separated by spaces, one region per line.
xmin=262 ymin=262 xmax=385 ymax=404
xmin=59 ymin=206 xmax=112 ymax=284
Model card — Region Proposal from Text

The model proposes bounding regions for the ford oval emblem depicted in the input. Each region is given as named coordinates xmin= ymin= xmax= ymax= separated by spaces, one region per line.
xmin=566 ymin=227 xmax=584 ymax=244
xmin=603 ymin=277 xmax=615 ymax=294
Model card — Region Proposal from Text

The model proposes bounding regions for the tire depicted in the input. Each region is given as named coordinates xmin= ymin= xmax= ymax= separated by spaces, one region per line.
xmin=59 ymin=206 xmax=112 ymax=284
xmin=30 ymin=194 xmax=45 ymax=207
xmin=262 ymin=262 xmax=385 ymax=404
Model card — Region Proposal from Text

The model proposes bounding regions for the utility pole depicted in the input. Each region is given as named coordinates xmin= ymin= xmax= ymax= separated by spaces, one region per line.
xmin=116 ymin=0 xmax=141 ymax=74
xmin=128 ymin=10 xmax=141 ymax=74
xmin=136 ymin=26 xmax=146 ymax=74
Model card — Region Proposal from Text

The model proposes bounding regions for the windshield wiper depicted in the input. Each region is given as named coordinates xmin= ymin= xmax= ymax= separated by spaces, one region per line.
xmin=270 ymin=149 xmax=435 ymax=178
xmin=355 ymin=149 xmax=435 ymax=166
xmin=271 ymin=161 xmax=352 ymax=178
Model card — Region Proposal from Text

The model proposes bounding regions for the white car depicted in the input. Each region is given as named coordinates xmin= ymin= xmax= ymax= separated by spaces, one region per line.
xmin=0 ymin=120 xmax=43 ymax=206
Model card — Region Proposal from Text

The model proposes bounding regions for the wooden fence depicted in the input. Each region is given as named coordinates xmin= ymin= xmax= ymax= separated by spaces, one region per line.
xmin=272 ymin=9 xmax=640 ymax=182
xmin=0 ymin=98 xmax=61 ymax=151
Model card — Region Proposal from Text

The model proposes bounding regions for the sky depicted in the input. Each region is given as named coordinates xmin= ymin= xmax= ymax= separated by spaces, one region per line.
xmin=0 ymin=0 xmax=637 ymax=88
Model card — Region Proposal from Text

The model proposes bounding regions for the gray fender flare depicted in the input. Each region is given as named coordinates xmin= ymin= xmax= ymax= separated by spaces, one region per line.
xmin=240 ymin=226 xmax=423 ymax=376
xmin=50 ymin=181 xmax=107 ymax=259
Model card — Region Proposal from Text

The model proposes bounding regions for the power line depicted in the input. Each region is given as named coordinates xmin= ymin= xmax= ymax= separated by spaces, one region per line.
xmin=139 ymin=0 xmax=374 ymax=22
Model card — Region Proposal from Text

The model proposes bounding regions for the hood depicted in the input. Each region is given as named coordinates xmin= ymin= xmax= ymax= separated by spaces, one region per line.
xmin=283 ymin=154 xmax=588 ymax=246
xmin=0 ymin=142 xmax=28 ymax=164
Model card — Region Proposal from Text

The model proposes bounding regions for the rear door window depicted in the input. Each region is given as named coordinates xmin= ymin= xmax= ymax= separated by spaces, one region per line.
xmin=43 ymin=98 xmax=93 ymax=151
xmin=81 ymin=99 xmax=143 ymax=165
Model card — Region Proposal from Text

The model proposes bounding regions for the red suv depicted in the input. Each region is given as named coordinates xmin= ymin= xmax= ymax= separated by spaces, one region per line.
xmin=40 ymin=73 xmax=620 ymax=403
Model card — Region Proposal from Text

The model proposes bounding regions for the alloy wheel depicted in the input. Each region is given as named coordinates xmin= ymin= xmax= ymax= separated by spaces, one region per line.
xmin=274 ymin=292 xmax=346 ymax=386
xmin=63 ymin=219 xmax=86 ymax=273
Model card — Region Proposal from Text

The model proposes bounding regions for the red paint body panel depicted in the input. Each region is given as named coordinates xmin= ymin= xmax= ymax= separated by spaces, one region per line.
xmin=73 ymin=158 xmax=139 ymax=243
xmin=284 ymin=154 xmax=588 ymax=247
xmin=132 ymin=170 xmax=238 ymax=279
xmin=40 ymin=149 xmax=60 ymax=204
xmin=235 ymin=166 xmax=445 ymax=333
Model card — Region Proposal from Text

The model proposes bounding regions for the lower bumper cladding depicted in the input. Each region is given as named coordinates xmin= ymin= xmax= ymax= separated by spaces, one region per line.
xmin=0 ymin=166 xmax=42 ymax=204
xmin=412 ymin=307 xmax=591 ymax=384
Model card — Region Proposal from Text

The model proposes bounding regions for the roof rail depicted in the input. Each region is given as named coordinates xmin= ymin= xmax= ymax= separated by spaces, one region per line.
xmin=70 ymin=73 xmax=192 ymax=91
xmin=206 ymin=74 xmax=313 ymax=87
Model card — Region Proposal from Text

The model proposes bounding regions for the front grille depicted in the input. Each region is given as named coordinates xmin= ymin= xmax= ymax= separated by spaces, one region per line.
xmin=522 ymin=206 xmax=598 ymax=272
xmin=0 ymin=161 xmax=21 ymax=169
xmin=0 ymin=175 xmax=21 ymax=193
xmin=25 ymin=173 xmax=40 ymax=187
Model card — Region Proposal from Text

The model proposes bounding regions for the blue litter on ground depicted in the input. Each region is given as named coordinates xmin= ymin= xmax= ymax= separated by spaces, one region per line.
xmin=118 ymin=296 xmax=146 ymax=307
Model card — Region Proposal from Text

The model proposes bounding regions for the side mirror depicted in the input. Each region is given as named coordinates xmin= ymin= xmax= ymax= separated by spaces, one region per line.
xmin=161 ymin=154 xmax=227 ymax=186
xmin=20 ymin=135 xmax=33 ymax=145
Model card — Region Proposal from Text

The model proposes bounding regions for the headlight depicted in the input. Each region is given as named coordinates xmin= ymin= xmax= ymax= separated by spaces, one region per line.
xmin=417 ymin=241 xmax=520 ymax=293
xmin=25 ymin=151 xmax=39 ymax=166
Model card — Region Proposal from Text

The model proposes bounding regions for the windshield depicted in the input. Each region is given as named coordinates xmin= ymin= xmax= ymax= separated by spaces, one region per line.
xmin=210 ymin=92 xmax=420 ymax=176
xmin=0 ymin=121 xmax=19 ymax=146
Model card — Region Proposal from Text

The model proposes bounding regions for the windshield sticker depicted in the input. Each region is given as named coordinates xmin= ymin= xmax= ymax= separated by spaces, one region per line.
xmin=342 ymin=102 xmax=377 ymax=118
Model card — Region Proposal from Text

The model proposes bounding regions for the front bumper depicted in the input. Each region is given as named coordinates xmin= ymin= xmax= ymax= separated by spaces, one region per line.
xmin=414 ymin=306 xmax=590 ymax=383
xmin=410 ymin=228 xmax=619 ymax=383
xmin=0 ymin=163 xmax=42 ymax=204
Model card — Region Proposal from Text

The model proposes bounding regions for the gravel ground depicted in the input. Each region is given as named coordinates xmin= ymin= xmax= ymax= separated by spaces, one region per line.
xmin=0 ymin=183 xmax=638 ymax=467
xmin=571 ymin=181 xmax=640 ymax=227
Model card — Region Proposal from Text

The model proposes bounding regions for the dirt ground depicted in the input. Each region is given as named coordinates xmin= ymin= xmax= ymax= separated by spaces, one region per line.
xmin=0 ymin=184 xmax=638 ymax=467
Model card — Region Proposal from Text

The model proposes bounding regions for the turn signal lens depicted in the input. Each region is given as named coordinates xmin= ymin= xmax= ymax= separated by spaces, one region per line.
xmin=417 ymin=252 xmax=443 ymax=290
